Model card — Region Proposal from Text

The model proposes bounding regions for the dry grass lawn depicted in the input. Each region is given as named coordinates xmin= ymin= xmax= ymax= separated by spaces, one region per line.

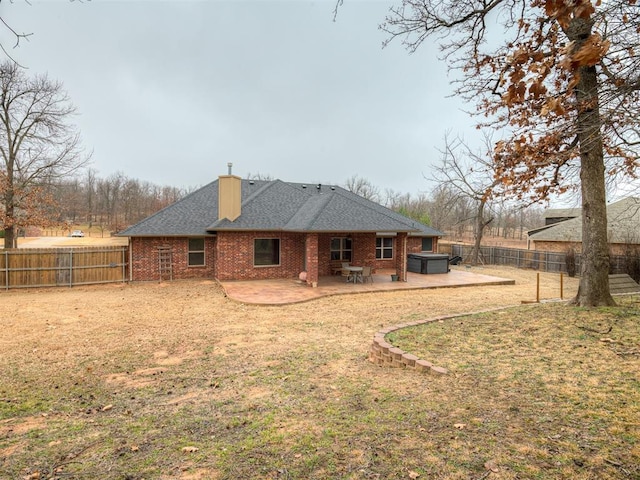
xmin=1 ymin=267 xmax=638 ymax=479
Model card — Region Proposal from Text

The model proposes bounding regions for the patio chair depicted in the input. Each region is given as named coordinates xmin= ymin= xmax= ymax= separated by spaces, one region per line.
xmin=330 ymin=260 xmax=344 ymax=275
xmin=361 ymin=266 xmax=373 ymax=283
xmin=341 ymin=263 xmax=351 ymax=281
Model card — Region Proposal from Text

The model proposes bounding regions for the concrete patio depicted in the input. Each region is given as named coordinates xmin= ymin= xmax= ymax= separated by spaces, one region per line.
xmin=219 ymin=268 xmax=515 ymax=305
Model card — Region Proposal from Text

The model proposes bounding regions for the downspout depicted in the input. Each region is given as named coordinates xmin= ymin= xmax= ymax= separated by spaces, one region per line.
xmin=128 ymin=238 xmax=133 ymax=282
xmin=403 ymin=233 xmax=408 ymax=282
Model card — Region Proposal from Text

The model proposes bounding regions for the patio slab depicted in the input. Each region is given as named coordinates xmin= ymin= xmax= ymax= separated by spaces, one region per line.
xmin=219 ymin=268 xmax=515 ymax=305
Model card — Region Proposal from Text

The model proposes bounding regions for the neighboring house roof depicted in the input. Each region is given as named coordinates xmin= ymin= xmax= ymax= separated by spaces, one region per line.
xmin=119 ymin=178 xmax=444 ymax=237
xmin=543 ymin=207 xmax=581 ymax=221
xmin=543 ymin=207 xmax=581 ymax=226
xmin=529 ymin=197 xmax=640 ymax=244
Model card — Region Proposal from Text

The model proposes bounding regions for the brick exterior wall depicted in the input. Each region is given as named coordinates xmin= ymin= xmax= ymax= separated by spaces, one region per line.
xmin=317 ymin=233 xmax=340 ymax=275
xmin=316 ymin=233 xmax=386 ymax=274
xmin=304 ymin=233 xmax=319 ymax=286
xmin=215 ymin=231 xmax=306 ymax=281
xmin=394 ymin=232 xmax=408 ymax=281
xmin=407 ymin=236 xmax=438 ymax=254
xmin=316 ymin=233 xmax=439 ymax=274
xmin=130 ymin=236 xmax=216 ymax=282
xmin=130 ymin=232 xmax=441 ymax=282
xmin=351 ymin=233 xmax=378 ymax=269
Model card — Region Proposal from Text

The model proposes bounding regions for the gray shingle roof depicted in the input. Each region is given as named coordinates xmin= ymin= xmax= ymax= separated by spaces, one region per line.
xmin=529 ymin=197 xmax=640 ymax=244
xmin=543 ymin=207 xmax=581 ymax=219
xmin=119 ymin=179 xmax=444 ymax=237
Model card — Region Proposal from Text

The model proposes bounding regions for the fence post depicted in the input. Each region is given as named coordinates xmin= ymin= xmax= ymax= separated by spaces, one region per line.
xmin=4 ymin=251 xmax=8 ymax=290
xmin=545 ymin=251 xmax=549 ymax=272
xmin=69 ymin=250 xmax=73 ymax=287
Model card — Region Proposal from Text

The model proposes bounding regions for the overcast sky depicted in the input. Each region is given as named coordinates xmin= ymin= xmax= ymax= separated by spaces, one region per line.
xmin=3 ymin=0 xmax=479 ymax=195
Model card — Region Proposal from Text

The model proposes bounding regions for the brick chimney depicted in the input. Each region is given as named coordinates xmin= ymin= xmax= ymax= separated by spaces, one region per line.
xmin=218 ymin=163 xmax=241 ymax=221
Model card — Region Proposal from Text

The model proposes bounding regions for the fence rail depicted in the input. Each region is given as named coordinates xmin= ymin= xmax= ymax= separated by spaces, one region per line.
xmin=1 ymin=247 xmax=128 ymax=289
xmin=443 ymin=243 xmax=636 ymax=278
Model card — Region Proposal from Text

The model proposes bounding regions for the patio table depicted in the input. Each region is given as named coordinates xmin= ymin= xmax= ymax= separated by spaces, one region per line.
xmin=344 ymin=266 xmax=363 ymax=283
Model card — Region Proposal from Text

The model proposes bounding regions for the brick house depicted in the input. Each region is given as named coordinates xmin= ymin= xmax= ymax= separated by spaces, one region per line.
xmin=119 ymin=174 xmax=443 ymax=286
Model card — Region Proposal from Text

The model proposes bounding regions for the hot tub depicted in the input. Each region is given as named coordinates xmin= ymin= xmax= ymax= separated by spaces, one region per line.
xmin=407 ymin=253 xmax=450 ymax=274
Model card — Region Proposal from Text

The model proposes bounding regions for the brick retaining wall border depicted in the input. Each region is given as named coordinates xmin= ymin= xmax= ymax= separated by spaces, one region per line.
xmin=368 ymin=307 xmax=522 ymax=374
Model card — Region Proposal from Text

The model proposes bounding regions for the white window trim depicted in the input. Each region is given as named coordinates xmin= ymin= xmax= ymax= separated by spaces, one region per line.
xmin=376 ymin=237 xmax=394 ymax=260
xmin=330 ymin=237 xmax=352 ymax=261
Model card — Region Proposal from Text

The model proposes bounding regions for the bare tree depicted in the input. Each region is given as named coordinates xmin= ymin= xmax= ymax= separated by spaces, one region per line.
xmin=0 ymin=5 xmax=32 ymax=65
xmin=432 ymin=133 xmax=501 ymax=265
xmin=382 ymin=187 xmax=403 ymax=208
xmin=0 ymin=61 xmax=87 ymax=248
xmin=246 ymin=172 xmax=274 ymax=181
xmin=96 ymin=172 xmax=125 ymax=232
xmin=83 ymin=168 xmax=97 ymax=225
xmin=425 ymin=183 xmax=466 ymax=235
xmin=389 ymin=191 xmax=432 ymax=226
xmin=344 ymin=174 xmax=381 ymax=203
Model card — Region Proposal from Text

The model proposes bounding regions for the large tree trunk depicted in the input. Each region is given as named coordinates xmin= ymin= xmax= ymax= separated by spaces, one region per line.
xmin=3 ymin=189 xmax=16 ymax=249
xmin=569 ymin=19 xmax=615 ymax=307
xmin=4 ymin=224 xmax=15 ymax=249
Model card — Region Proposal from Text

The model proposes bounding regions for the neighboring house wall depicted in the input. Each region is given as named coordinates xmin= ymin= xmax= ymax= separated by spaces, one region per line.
xmin=130 ymin=236 xmax=216 ymax=282
xmin=532 ymin=240 xmax=582 ymax=254
xmin=533 ymin=240 xmax=637 ymax=256
xmin=215 ymin=231 xmax=306 ymax=281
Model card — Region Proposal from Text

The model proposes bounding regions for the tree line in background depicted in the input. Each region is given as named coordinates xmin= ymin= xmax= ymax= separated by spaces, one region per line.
xmin=51 ymin=170 xmax=186 ymax=235
xmin=344 ymin=174 xmax=544 ymax=248
xmin=50 ymin=170 xmax=544 ymax=243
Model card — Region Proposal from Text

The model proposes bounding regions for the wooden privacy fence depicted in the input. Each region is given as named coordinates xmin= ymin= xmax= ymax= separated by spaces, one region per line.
xmin=444 ymin=243 xmax=636 ymax=277
xmin=0 ymin=247 xmax=128 ymax=289
xmin=441 ymin=244 xmax=571 ymax=272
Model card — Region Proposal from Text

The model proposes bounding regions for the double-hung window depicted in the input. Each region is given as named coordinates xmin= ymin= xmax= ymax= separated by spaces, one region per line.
xmin=188 ymin=238 xmax=205 ymax=266
xmin=330 ymin=237 xmax=352 ymax=261
xmin=376 ymin=237 xmax=393 ymax=259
